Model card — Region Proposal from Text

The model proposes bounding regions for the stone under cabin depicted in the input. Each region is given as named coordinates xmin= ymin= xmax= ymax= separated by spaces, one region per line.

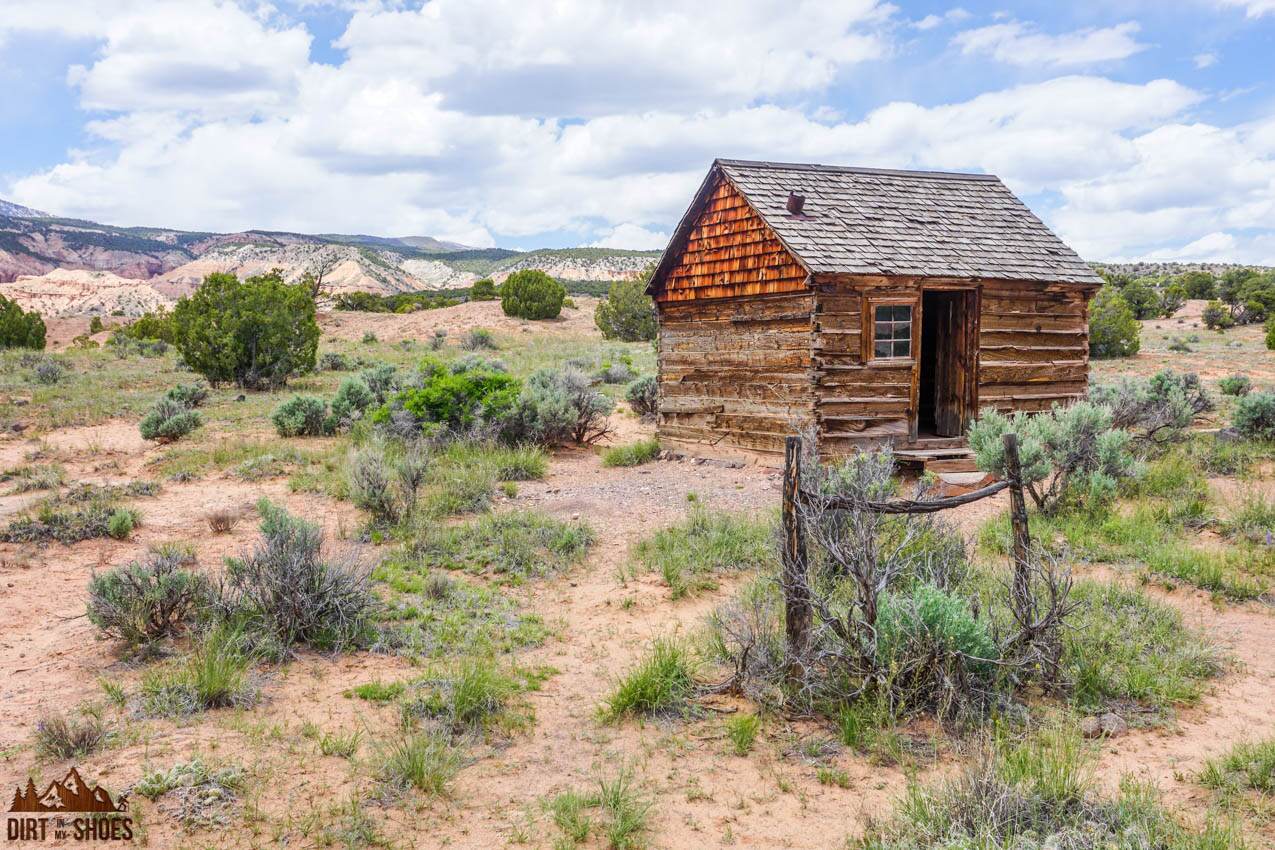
xmin=645 ymin=158 xmax=1103 ymax=467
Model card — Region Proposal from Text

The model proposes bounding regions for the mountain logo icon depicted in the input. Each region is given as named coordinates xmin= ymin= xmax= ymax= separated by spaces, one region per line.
xmin=8 ymin=768 xmax=128 ymax=814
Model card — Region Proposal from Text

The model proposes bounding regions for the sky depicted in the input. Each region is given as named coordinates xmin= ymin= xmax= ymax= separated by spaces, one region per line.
xmin=1 ymin=1 xmax=1273 ymax=262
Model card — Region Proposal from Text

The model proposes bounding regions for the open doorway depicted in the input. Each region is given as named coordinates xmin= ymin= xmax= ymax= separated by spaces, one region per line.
xmin=917 ymin=290 xmax=974 ymax=439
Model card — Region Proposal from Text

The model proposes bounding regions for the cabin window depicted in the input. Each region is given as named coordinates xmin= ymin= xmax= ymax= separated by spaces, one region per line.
xmin=872 ymin=304 xmax=912 ymax=359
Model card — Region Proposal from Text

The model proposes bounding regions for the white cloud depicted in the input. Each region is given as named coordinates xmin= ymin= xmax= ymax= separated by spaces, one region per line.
xmin=5 ymin=0 xmax=1275 ymax=266
xmin=1194 ymin=52 xmax=1218 ymax=69
xmin=953 ymin=20 xmax=1145 ymax=68
xmin=590 ymin=223 xmax=669 ymax=250
xmin=913 ymin=8 xmax=970 ymax=30
xmin=1217 ymin=0 xmax=1275 ymax=17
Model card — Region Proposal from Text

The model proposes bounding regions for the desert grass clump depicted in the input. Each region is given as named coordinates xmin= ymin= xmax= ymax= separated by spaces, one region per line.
xmin=1065 ymin=580 xmax=1226 ymax=714
xmin=217 ymin=499 xmax=377 ymax=656
xmin=602 ymin=638 xmax=697 ymax=721
xmin=34 ymin=713 xmax=107 ymax=760
xmin=205 ymin=507 xmax=239 ymax=535
xmin=632 ymin=504 xmax=774 ymax=598
xmin=858 ymin=724 xmax=1248 ymax=850
xmin=400 ymin=658 xmax=529 ymax=734
xmin=413 ymin=510 xmax=594 ymax=582
xmin=547 ymin=766 xmax=652 ymax=850
xmin=318 ymin=729 xmax=363 ymax=759
xmin=1 ymin=463 xmax=65 ymax=493
xmin=375 ymin=729 xmax=463 ymax=796
xmin=725 ymin=713 xmax=761 ymax=756
xmin=1222 ymin=490 xmax=1275 ymax=544
xmin=601 ymin=438 xmax=660 ymax=467
xmin=1 ymin=485 xmax=144 ymax=544
xmin=87 ymin=547 xmax=211 ymax=650
xmin=106 ymin=507 xmax=137 ymax=540
xmin=139 ymin=625 xmax=256 ymax=717
xmin=1201 ymin=739 xmax=1275 ymax=797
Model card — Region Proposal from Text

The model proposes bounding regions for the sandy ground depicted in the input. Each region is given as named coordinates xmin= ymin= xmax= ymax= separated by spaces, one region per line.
xmin=3 ymin=301 xmax=1275 ymax=848
xmin=318 ymin=297 xmax=604 ymax=344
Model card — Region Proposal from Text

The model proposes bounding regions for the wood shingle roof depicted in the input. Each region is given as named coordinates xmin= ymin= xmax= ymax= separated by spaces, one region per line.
xmin=649 ymin=159 xmax=1103 ymax=293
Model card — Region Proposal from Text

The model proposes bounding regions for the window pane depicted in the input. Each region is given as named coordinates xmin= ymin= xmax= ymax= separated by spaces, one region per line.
xmin=893 ymin=321 xmax=910 ymax=341
xmin=895 ymin=340 xmax=911 ymax=358
xmin=874 ymin=305 xmax=890 ymax=323
xmin=895 ymin=305 xmax=912 ymax=322
xmin=875 ymin=321 xmax=891 ymax=340
xmin=874 ymin=340 xmax=892 ymax=358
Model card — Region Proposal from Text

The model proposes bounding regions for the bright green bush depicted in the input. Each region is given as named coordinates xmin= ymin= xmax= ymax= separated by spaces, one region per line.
xmin=1233 ymin=392 xmax=1275 ymax=441
xmin=378 ymin=358 xmax=519 ymax=435
xmin=0 ymin=295 xmax=46 ymax=350
xmin=500 ymin=269 xmax=565 ymax=320
xmin=107 ymin=508 xmax=137 ymax=540
xmin=470 ymin=278 xmax=497 ymax=301
xmin=172 ymin=272 xmax=319 ymax=389
xmin=121 ymin=308 xmax=179 ymax=343
xmin=1177 ymin=270 xmax=1217 ymax=300
xmin=272 ymin=395 xmax=332 ymax=437
xmin=164 ymin=382 xmax=209 ymax=408
xmin=594 ymin=277 xmax=656 ymax=341
xmin=1088 ymin=285 xmax=1140 ymax=359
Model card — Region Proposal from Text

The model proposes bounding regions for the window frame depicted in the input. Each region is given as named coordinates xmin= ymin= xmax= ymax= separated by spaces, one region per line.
xmin=862 ymin=297 xmax=917 ymax=365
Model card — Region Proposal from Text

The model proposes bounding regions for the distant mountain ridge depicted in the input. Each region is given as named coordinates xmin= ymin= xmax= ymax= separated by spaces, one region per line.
xmin=0 ymin=202 xmax=661 ymax=315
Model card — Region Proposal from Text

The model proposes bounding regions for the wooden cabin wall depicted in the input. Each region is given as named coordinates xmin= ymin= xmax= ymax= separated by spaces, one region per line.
xmin=977 ymin=280 xmax=1091 ymax=413
xmin=655 ymin=176 xmax=808 ymax=303
xmin=811 ymin=282 xmax=914 ymax=453
xmin=656 ymin=292 xmax=815 ymax=454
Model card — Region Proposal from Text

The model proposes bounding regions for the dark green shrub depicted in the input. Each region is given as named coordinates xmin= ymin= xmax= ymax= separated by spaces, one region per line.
xmin=139 ymin=398 xmax=203 ymax=443
xmin=1177 ymin=270 xmax=1217 ymax=300
xmin=172 ymin=272 xmax=319 ymax=389
xmin=1266 ymin=316 xmax=1275 ymax=351
xmin=470 ymin=278 xmax=497 ymax=301
xmin=500 ymin=270 xmax=565 ymax=320
xmin=625 ymin=376 xmax=657 ymax=418
xmin=1233 ymin=392 xmax=1275 ymax=441
xmin=1203 ymin=300 xmax=1234 ymax=330
xmin=594 ymin=278 xmax=656 ymax=341
xmin=0 ymin=295 xmax=46 ymax=350
xmin=1088 ymin=285 xmax=1140 ymax=359
xmin=121 ymin=308 xmax=179 ymax=343
xmin=87 ymin=548 xmax=211 ymax=648
xmin=1218 ymin=375 xmax=1252 ymax=397
xmin=1158 ymin=282 xmax=1186 ymax=317
xmin=272 ymin=395 xmax=332 ymax=437
xmin=89 ymin=316 xmax=105 ymax=334
xmin=1118 ymin=278 xmax=1160 ymax=320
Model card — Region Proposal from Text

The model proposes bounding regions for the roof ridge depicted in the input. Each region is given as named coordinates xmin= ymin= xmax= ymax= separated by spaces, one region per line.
xmin=715 ymin=158 xmax=1001 ymax=182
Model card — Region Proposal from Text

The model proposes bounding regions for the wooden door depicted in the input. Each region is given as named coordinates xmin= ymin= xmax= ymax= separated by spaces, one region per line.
xmin=931 ymin=294 xmax=968 ymax=437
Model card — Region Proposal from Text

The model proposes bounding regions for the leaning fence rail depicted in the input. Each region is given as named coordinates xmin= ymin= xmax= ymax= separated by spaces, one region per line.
xmin=779 ymin=432 xmax=1032 ymax=686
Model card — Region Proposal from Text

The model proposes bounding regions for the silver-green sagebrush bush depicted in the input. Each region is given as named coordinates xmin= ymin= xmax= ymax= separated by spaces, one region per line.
xmin=87 ymin=547 xmax=211 ymax=649
xmin=968 ymin=401 xmax=1140 ymax=514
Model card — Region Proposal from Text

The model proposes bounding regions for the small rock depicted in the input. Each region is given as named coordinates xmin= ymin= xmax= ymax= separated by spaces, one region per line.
xmin=1080 ymin=717 xmax=1102 ymax=738
xmin=1216 ymin=428 xmax=1244 ymax=444
xmin=235 ymin=394 xmax=246 ymax=402
xmin=10 ymin=422 xmax=25 ymax=433
xmin=1099 ymin=712 xmax=1128 ymax=737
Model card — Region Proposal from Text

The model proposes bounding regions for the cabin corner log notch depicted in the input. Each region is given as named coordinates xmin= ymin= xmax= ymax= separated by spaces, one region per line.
xmin=646 ymin=158 xmax=1102 ymax=458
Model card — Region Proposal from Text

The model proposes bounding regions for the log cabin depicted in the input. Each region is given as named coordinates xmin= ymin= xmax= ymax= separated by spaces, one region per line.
xmin=646 ymin=158 xmax=1103 ymax=462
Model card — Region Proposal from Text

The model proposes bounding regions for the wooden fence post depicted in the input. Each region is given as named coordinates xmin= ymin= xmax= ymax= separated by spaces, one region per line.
xmin=781 ymin=436 xmax=811 ymax=685
xmin=1003 ymin=432 xmax=1032 ymax=622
